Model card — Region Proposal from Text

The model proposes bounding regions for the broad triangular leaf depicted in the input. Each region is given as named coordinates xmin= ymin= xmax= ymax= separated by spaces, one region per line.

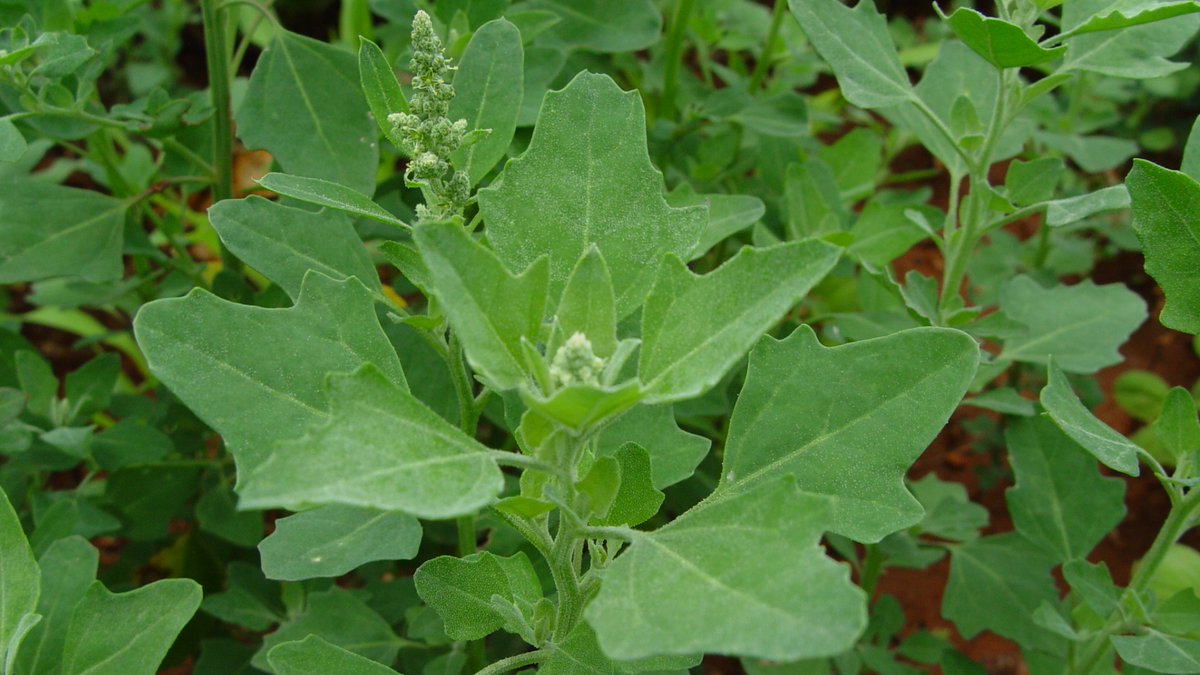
xmin=1127 ymin=159 xmax=1200 ymax=335
xmin=415 ymin=221 xmax=549 ymax=391
xmin=595 ymin=404 xmax=710 ymax=490
xmin=594 ymin=443 xmax=663 ymax=528
xmin=252 ymin=588 xmax=400 ymax=672
xmin=209 ymin=196 xmax=382 ymax=301
xmin=585 ymin=479 xmax=865 ymax=660
xmin=237 ymin=29 xmax=378 ymax=195
xmin=939 ymin=7 xmax=1065 ymax=68
xmin=61 ymin=579 xmax=202 ymax=675
xmin=14 ymin=536 xmax=97 ymax=675
xmin=0 ymin=179 xmax=125 ymax=284
xmin=240 ymin=365 xmax=502 ymax=517
xmin=134 ymin=272 xmax=407 ymax=474
xmin=0 ymin=487 xmax=39 ymax=662
xmin=478 ymin=71 xmax=706 ymax=316
xmin=414 ymin=551 xmax=542 ymax=641
xmin=1005 ymin=417 xmax=1126 ymax=562
xmin=638 ymin=241 xmax=840 ymax=404
xmin=259 ymin=505 xmax=422 ymax=581
xmin=715 ymin=326 xmax=979 ymax=542
xmin=1063 ymin=1 xmax=1200 ymax=78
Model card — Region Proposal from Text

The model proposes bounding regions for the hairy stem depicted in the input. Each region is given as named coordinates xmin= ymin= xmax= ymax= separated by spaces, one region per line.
xmin=472 ymin=649 xmax=548 ymax=675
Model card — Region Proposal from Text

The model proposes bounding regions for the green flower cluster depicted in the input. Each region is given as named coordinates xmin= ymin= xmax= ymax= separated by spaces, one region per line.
xmin=388 ymin=10 xmax=470 ymax=220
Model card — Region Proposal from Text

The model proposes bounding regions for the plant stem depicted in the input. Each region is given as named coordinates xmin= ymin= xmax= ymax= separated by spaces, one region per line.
xmin=748 ymin=0 xmax=786 ymax=91
xmin=200 ymin=0 xmax=244 ymax=273
xmin=472 ymin=649 xmax=548 ymax=675
xmin=860 ymin=544 xmax=884 ymax=598
xmin=660 ymin=0 xmax=695 ymax=121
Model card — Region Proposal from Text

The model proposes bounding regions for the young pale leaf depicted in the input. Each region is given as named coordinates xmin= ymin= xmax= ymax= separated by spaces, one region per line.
xmin=0 ymin=487 xmax=39 ymax=663
xmin=1127 ymin=159 xmax=1200 ymax=335
xmin=134 ymin=273 xmax=406 ymax=472
xmin=255 ymin=173 xmax=410 ymax=229
xmin=524 ymin=0 xmax=660 ymax=52
xmin=1154 ymin=387 xmax=1200 ymax=462
xmin=715 ymin=326 xmax=978 ymax=542
xmin=1112 ymin=630 xmax=1200 ymax=674
xmin=595 ymin=404 xmax=710 ymax=490
xmin=208 ymin=197 xmax=382 ymax=300
xmin=943 ymin=534 xmax=1062 ymax=652
xmin=998 ymin=276 xmax=1146 ymax=374
xmin=1041 ymin=362 xmax=1142 ymax=476
xmin=0 ymin=179 xmax=126 ymax=284
xmin=240 ymin=365 xmax=502 ymax=517
xmin=478 ymin=71 xmax=706 ymax=317
xmin=543 ymin=623 xmax=700 ymax=675
xmin=638 ymin=240 xmax=840 ymax=404
xmin=1062 ymin=2 xmax=1200 ymax=79
xmin=586 ymin=480 xmax=866 ymax=660
xmin=252 ymin=588 xmax=400 ymax=672
xmin=268 ymin=635 xmax=400 ymax=675
xmin=414 ymin=551 xmax=542 ymax=641
xmin=909 ymin=475 xmax=989 ymax=543
xmin=449 ymin=19 xmax=523 ymax=186
xmin=1044 ymin=185 xmax=1130 ymax=227
xmin=237 ymin=29 xmax=378 ymax=195
xmin=594 ymin=443 xmax=663 ymax=528
xmin=415 ymin=221 xmax=548 ymax=391
xmin=553 ymin=246 xmax=618 ymax=358
xmin=787 ymin=0 xmax=914 ymax=108
xmin=358 ymin=38 xmax=408 ymax=151
xmin=259 ymin=505 xmax=422 ymax=581
xmin=938 ymin=7 xmax=1065 ymax=68
xmin=61 ymin=579 xmax=202 ymax=675
xmin=1005 ymin=417 xmax=1126 ymax=563
xmin=13 ymin=536 xmax=97 ymax=675
xmin=0 ymin=118 xmax=27 ymax=162
xmin=521 ymin=381 xmax=644 ymax=432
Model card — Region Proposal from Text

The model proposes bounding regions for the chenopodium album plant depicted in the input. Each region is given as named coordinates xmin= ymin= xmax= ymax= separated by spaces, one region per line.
xmin=134 ymin=8 xmax=983 ymax=672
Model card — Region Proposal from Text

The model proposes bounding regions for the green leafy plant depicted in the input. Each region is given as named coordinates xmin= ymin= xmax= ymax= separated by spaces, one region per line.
xmin=2 ymin=1 xmax=1200 ymax=673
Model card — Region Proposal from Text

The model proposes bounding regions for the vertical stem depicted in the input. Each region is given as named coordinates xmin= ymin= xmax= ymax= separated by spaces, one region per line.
xmin=748 ymin=0 xmax=786 ymax=92
xmin=200 ymin=0 xmax=243 ymax=272
xmin=860 ymin=544 xmax=884 ymax=598
xmin=445 ymin=329 xmax=484 ymax=668
xmin=660 ymin=0 xmax=695 ymax=121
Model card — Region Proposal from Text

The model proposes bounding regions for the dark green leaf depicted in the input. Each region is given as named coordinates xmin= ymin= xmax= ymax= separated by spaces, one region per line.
xmin=1112 ymin=630 xmax=1200 ymax=674
xmin=0 ymin=180 xmax=126 ymax=284
xmin=259 ymin=505 xmax=421 ymax=580
xmin=939 ymin=7 xmax=1065 ymax=68
xmin=1127 ymin=159 xmax=1200 ymax=335
xmin=256 ymin=173 xmax=409 ymax=229
xmin=252 ymin=588 xmax=400 ymax=672
xmin=1041 ymin=362 xmax=1142 ymax=476
xmin=268 ymin=635 xmax=400 ymax=675
xmin=358 ymin=37 xmax=407 ymax=151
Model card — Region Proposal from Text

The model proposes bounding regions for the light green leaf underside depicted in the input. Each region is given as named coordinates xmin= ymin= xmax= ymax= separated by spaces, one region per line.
xmin=940 ymin=7 xmax=1065 ymax=68
xmin=586 ymin=479 xmax=865 ymax=661
xmin=479 ymin=71 xmax=706 ymax=317
xmin=1065 ymin=0 xmax=1200 ymax=38
xmin=256 ymin=173 xmax=409 ymax=229
xmin=943 ymin=533 xmax=1062 ymax=652
xmin=1112 ymin=629 xmax=1200 ymax=674
xmin=358 ymin=37 xmax=408 ymax=151
xmin=269 ymin=635 xmax=400 ymax=675
xmin=414 ymin=551 xmax=542 ymax=641
xmin=1045 ymin=185 xmax=1130 ymax=227
xmin=717 ymin=326 xmax=979 ymax=542
xmin=259 ymin=505 xmax=422 ymax=581
xmin=1040 ymin=362 xmax=1142 ymax=476
xmin=1063 ymin=0 xmax=1200 ymax=78
xmin=449 ymin=18 xmax=523 ymax=186
xmin=0 ymin=487 xmax=39 ymax=664
xmin=208 ymin=196 xmax=382 ymax=301
xmin=237 ymin=29 xmax=378 ymax=195
xmin=415 ymin=221 xmax=548 ymax=391
xmin=998 ymin=275 xmax=1146 ymax=374
xmin=14 ymin=536 xmax=97 ymax=675
xmin=0 ymin=179 xmax=125 ymax=284
xmin=240 ymin=365 xmax=502 ymax=518
xmin=787 ymin=0 xmax=914 ymax=108
xmin=1127 ymin=160 xmax=1200 ymax=335
xmin=133 ymin=272 xmax=406 ymax=473
xmin=638 ymin=240 xmax=840 ymax=404
xmin=1004 ymin=417 xmax=1126 ymax=563
xmin=252 ymin=588 xmax=399 ymax=672
xmin=61 ymin=579 xmax=201 ymax=675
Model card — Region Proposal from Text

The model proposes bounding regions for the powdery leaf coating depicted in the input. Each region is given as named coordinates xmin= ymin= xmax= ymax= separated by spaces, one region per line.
xmin=449 ymin=19 xmax=523 ymax=186
xmin=13 ymin=536 xmax=97 ymax=675
xmin=239 ymin=365 xmax=502 ymax=518
xmin=1127 ymin=159 xmax=1200 ymax=335
xmin=268 ymin=635 xmax=400 ymax=675
xmin=237 ymin=30 xmax=378 ymax=195
xmin=0 ymin=179 xmax=125 ymax=284
xmin=1040 ymin=362 xmax=1142 ymax=476
xmin=259 ymin=505 xmax=422 ymax=581
xmin=939 ymin=7 xmax=1065 ymax=68
xmin=134 ymin=272 xmax=407 ymax=473
xmin=595 ymin=404 xmax=711 ymax=490
xmin=787 ymin=0 xmax=914 ymax=108
xmin=414 ymin=551 xmax=542 ymax=642
xmin=543 ymin=623 xmax=700 ymax=675
xmin=478 ymin=71 xmax=705 ymax=317
xmin=998 ymin=275 xmax=1146 ymax=374
xmin=1063 ymin=0 xmax=1200 ymax=78
xmin=209 ymin=196 xmax=381 ymax=301
xmin=1004 ymin=417 xmax=1126 ymax=563
xmin=1113 ymin=629 xmax=1200 ymax=674
xmin=61 ymin=579 xmax=202 ymax=675
xmin=638 ymin=240 xmax=840 ymax=404
xmin=251 ymin=588 xmax=399 ymax=672
xmin=716 ymin=326 xmax=979 ymax=542
xmin=586 ymin=480 xmax=865 ymax=661
xmin=0 ymin=487 xmax=39 ymax=661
